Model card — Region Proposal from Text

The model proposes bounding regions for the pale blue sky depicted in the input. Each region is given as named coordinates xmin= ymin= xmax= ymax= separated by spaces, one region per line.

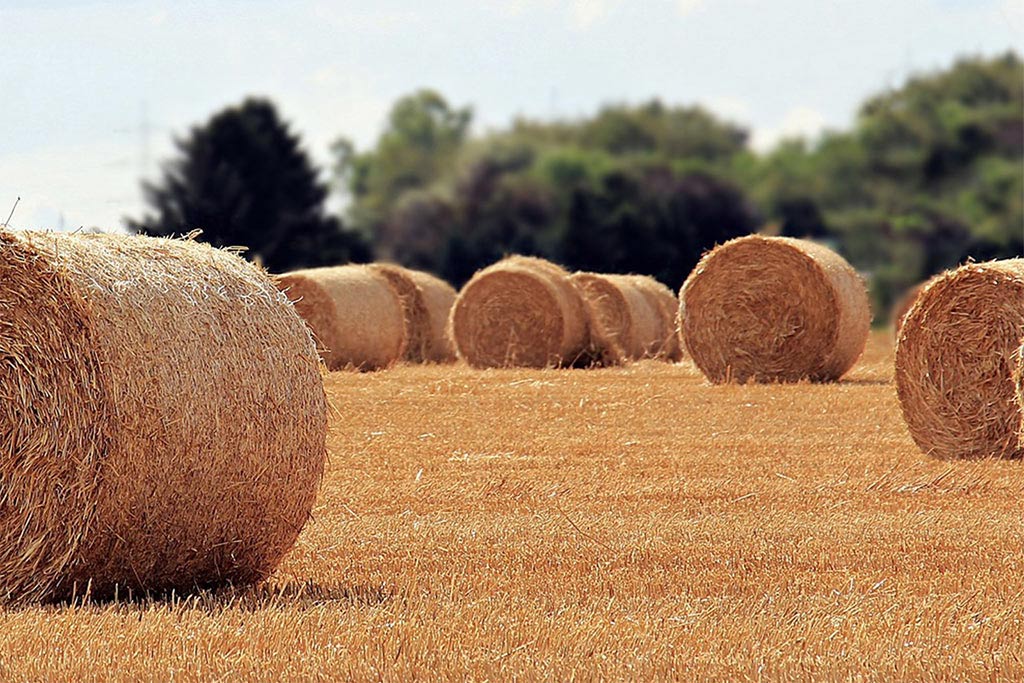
xmin=1 ymin=0 xmax=1021 ymax=230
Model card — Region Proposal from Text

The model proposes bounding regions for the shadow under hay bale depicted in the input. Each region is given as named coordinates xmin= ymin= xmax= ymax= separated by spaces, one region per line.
xmin=449 ymin=255 xmax=590 ymax=369
xmin=895 ymin=260 xmax=1024 ymax=460
xmin=369 ymin=264 xmax=457 ymax=364
xmin=680 ymin=235 xmax=871 ymax=384
xmin=276 ymin=265 xmax=406 ymax=371
xmin=0 ymin=230 xmax=327 ymax=604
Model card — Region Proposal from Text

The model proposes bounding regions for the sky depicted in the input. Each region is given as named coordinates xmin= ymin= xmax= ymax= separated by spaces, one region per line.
xmin=0 ymin=0 xmax=1021 ymax=231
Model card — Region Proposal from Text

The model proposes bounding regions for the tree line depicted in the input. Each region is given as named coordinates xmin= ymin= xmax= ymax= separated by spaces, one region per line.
xmin=131 ymin=52 xmax=1023 ymax=313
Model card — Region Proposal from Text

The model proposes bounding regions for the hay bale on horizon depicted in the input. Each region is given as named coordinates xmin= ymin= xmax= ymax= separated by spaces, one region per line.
xmin=896 ymin=260 xmax=1024 ymax=460
xmin=623 ymin=274 xmax=684 ymax=361
xmin=369 ymin=264 xmax=457 ymax=363
xmin=449 ymin=255 xmax=590 ymax=368
xmin=276 ymin=265 xmax=406 ymax=371
xmin=570 ymin=272 xmax=661 ymax=364
xmin=681 ymin=235 xmax=871 ymax=383
xmin=0 ymin=229 xmax=326 ymax=604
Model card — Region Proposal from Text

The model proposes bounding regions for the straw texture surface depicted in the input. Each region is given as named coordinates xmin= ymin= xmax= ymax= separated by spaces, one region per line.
xmin=369 ymin=264 xmax=456 ymax=363
xmin=0 ymin=230 xmax=326 ymax=603
xmin=681 ymin=235 xmax=871 ymax=383
xmin=450 ymin=256 xmax=589 ymax=368
xmin=277 ymin=265 xmax=406 ymax=371
xmin=570 ymin=273 xmax=661 ymax=363
xmin=895 ymin=260 xmax=1024 ymax=460
xmin=624 ymin=274 xmax=683 ymax=361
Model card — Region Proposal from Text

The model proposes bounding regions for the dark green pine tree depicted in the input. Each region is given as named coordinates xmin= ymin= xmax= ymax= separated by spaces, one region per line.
xmin=128 ymin=97 xmax=369 ymax=272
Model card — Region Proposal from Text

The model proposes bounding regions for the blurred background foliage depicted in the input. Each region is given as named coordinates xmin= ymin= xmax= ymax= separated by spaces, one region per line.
xmin=134 ymin=52 xmax=1023 ymax=316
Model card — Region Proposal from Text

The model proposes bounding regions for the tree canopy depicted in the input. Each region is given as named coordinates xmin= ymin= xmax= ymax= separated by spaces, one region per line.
xmin=130 ymin=97 xmax=368 ymax=272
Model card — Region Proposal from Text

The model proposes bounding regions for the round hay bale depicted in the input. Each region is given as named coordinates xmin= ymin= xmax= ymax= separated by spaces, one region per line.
xmin=623 ymin=274 xmax=684 ymax=361
xmin=369 ymin=264 xmax=457 ymax=363
xmin=570 ymin=273 xmax=661 ymax=363
xmin=276 ymin=265 xmax=406 ymax=371
xmin=449 ymin=255 xmax=589 ymax=368
xmin=0 ymin=230 xmax=326 ymax=604
xmin=895 ymin=260 xmax=1024 ymax=460
xmin=680 ymin=235 xmax=871 ymax=383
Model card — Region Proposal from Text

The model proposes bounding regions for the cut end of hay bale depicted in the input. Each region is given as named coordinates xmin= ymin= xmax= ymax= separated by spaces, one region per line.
xmin=277 ymin=265 xmax=407 ymax=371
xmin=450 ymin=256 xmax=589 ymax=369
xmin=0 ymin=229 xmax=326 ymax=603
xmin=895 ymin=260 xmax=1024 ymax=460
xmin=681 ymin=235 xmax=871 ymax=384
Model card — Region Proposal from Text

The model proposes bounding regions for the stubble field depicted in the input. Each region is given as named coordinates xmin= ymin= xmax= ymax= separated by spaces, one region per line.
xmin=1 ymin=332 xmax=1022 ymax=681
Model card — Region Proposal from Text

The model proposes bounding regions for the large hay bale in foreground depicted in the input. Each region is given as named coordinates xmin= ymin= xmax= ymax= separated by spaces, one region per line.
xmin=369 ymin=264 xmax=457 ymax=363
xmin=623 ymin=274 xmax=684 ymax=361
xmin=681 ymin=235 xmax=871 ymax=383
xmin=277 ymin=265 xmax=406 ymax=371
xmin=450 ymin=255 xmax=589 ymax=368
xmin=896 ymin=260 xmax=1024 ymax=460
xmin=0 ymin=230 xmax=326 ymax=604
xmin=570 ymin=273 xmax=661 ymax=364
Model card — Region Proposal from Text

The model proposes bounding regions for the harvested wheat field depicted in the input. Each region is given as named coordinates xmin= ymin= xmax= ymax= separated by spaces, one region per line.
xmin=1 ymin=332 xmax=1023 ymax=680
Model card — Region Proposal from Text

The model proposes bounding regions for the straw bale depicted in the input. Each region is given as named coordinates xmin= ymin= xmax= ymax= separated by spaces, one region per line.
xmin=449 ymin=255 xmax=589 ymax=368
xmin=680 ymin=235 xmax=871 ymax=383
xmin=570 ymin=273 xmax=661 ymax=363
xmin=277 ymin=265 xmax=406 ymax=371
xmin=0 ymin=229 xmax=326 ymax=603
xmin=895 ymin=260 xmax=1024 ymax=460
xmin=369 ymin=264 xmax=456 ymax=363
xmin=623 ymin=274 xmax=684 ymax=361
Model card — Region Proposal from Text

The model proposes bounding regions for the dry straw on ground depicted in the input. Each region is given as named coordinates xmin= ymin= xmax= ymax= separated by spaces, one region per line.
xmin=570 ymin=273 xmax=661 ymax=364
xmin=681 ymin=235 xmax=871 ymax=383
xmin=450 ymin=255 xmax=590 ymax=368
xmin=276 ymin=265 xmax=406 ymax=371
xmin=895 ymin=260 xmax=1024 ymax=460
xmin=0 ymin=229 xmax=327 ymax=604
xmin=368 ymin=264 xmax=456 ymax=363
xmin=623 ymin=274 xmax=684 ymax=361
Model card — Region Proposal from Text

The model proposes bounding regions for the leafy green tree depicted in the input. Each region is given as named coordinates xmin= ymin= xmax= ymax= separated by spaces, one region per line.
xmin=333 ymin=89 xmax=471 ymax=240
xmin=130 ymin=97 xmax=367 ymax=272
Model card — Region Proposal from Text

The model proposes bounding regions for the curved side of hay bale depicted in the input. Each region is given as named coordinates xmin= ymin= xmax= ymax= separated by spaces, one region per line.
xmin=368 ymin=264 xmax=431 ymax=363
xmin=681 ymin=235 xmax=871 ymax=383
xmin=0 ymin=230 xmax=327 ymax=603
xmin=404 ymin=269 xmax=458 ymax=363
xmin=623 ymin=275 xmax=683 ymax=361
xmin=450 ymin=256 xmax=589 ymax=368
xmin=277 ymin=265 xmax=406 ymax=371
xmin=895 ymin=260 xmax=1024 ymax=460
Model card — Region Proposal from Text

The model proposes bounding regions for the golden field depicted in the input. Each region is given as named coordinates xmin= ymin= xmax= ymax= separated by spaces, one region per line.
xmin=1 ymin=331 xmax=1022 ymax=681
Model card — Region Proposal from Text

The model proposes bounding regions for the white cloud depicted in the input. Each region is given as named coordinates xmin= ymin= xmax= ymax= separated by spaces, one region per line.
xmin=676 ymin=0 xmax=705 ymax=17
xmin=704 ymin=95 xmax=751 ymax=122
xmin=751 ymin=106 xmax=829 ymax=152
xmin=570 ymin=0 xmax=621 ymax=29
